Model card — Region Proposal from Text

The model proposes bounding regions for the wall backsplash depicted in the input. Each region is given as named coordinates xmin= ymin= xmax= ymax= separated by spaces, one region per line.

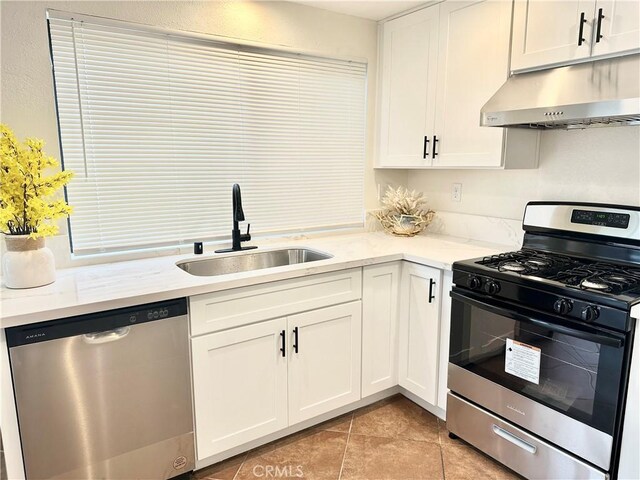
xmin=408 ymin=126 xmax=640 ymax=241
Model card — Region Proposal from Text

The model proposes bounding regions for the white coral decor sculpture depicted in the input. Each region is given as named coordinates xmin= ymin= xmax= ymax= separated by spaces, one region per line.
xmin=373 ymin=186 xmax=435 ymax=237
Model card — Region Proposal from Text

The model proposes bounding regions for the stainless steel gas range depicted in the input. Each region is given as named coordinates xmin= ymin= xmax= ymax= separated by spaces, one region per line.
xmin=447 ymin=202 xmax=640 ymax=480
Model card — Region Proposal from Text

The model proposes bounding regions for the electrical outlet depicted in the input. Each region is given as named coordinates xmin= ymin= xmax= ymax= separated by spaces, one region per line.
xmin=452 ymin=183 xmax=462 ymax=202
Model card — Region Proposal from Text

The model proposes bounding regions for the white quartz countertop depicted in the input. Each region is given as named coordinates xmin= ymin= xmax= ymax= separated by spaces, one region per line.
xmin=0 ymin=232 xmax=506 ymax=328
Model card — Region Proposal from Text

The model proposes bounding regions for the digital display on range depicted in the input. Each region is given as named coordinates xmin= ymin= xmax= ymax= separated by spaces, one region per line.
xmin=571 ymin=209 xmax=630 ymax=229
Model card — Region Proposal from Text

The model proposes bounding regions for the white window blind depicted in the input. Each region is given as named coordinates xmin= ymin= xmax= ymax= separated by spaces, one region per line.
xmin=48 ymin=12 xmax=366 ymax=255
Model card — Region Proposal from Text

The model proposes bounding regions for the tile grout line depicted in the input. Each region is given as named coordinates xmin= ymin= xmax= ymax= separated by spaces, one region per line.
xmin=437 ymin=421 xmax=447 ymax=480
xmin=438 ymin=435 xmax=446 ymax=480
xmin=231 ymin=452 xmax=249 ymax=480
xmin=337 ymin=413 xmax=354 ymax=480
xmin=345 ymin=431 xmax=440 ymax=445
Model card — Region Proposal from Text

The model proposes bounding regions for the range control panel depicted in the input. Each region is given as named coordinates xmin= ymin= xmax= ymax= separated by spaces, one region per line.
xmin=571 ymin=209 xmax=630 ymax=229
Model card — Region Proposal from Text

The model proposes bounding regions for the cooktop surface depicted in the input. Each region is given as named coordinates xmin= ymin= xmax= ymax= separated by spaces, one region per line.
xmin=477 ymin=249 xmax=640 ymax=295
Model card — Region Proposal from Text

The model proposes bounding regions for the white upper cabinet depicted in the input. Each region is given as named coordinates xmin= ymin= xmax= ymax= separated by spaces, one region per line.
xmin=433 ymin=0 xmax=512 ymax=168
xmin=377 ymin=0 xmax=539 ymax=169
xmin=378 ymin=6 xmax=440 ymax=167
xmin=512 ymin=0 xmax=640 ymax=72
xmin=591 ymin=0 xmax=640 ymax=57
xmin=511 ymin=0 xmax=595 ymax=71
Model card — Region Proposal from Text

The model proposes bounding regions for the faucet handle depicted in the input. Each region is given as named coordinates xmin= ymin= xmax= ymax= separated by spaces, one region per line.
xmin=240 ymin=223 xmax=252 ymax=242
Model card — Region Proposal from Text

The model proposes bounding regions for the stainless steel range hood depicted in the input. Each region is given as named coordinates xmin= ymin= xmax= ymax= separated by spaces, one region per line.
xmin=481 ymin=54 xmax=640 ymax=130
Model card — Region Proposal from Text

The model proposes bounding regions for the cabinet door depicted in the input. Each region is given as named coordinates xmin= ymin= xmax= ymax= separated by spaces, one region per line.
xmin=511 ymin=0 xmax=596 ymax=71
xmin=378 ymin=5 xmax=440 ymax=167
xmin=192 ymin=318 xmax=288 ymax=460
xmin=433 ymin=0 xmax=510 ymax=168
xmin=362 ymin=263 xmax=400 ymax=397
xmin=591 ymin=0 xmax=640 ymax=57
xmin=288 ymin=301 xmax=362 ymax=424
xmin=398 ymin=263 xmax=442 ymax=404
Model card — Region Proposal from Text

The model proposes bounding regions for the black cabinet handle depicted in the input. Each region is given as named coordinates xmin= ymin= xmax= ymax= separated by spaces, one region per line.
xmin=596 ymin=8 xmax=604 ymax=43
xmin=578 ymin=11 xmax=587 ymax=46
xmin=293 ymin=327 xmax=299 ymax=353
xmin=279 ymin=330 xmax=286 ymax=357
xmin=432 ymin=135 xmax=439 ymax=158
xmin=423 ymin=136 xmax=430 ymax=159
xmin=428 ymin=279 xmax=436 ymax=303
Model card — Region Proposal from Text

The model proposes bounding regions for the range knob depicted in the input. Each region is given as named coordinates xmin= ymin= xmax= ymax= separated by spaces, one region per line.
xmin=581 ymin=305 xmax=600 ymax=323
xmin=467 ymin=276 xmax=482 ymax=290
xmin=483 ymin=280 xmax=501 ymax=295
xmin=553 ymin=298 xmax=573 ymax=315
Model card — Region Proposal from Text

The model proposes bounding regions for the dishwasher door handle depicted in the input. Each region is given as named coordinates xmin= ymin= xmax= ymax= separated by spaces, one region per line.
xmin=83 ymin=327 xmax=131 ymax=344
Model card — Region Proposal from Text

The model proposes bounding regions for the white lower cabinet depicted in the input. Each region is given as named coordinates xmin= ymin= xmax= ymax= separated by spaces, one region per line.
xmin=191 ymin=318 xmax=288 ymax=460
xmin=361 ymin=263 xmax=401 ymax=397
xmin=191 ymin=262 xmax=450 ymax=463
xmin=192 ymin=301 xmax=362 ymax=460
xmin=398 ymin=262 xmax=442 ymax=404
xmin=288 ymin=302 xmax=362 ymax=424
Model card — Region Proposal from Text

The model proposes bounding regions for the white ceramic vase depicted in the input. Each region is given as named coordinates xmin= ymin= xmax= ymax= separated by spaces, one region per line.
xmin=2 ymin=235 xmax=56 ymax=289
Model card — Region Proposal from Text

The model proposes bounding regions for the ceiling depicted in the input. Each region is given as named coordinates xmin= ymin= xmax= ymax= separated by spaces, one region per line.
xmin=288 ymin=1 xmax=427 ymax=21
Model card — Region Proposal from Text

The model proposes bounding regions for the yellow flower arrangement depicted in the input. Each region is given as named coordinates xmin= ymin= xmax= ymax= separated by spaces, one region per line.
xmin=0 ymin=124 xmax=73 ymax=238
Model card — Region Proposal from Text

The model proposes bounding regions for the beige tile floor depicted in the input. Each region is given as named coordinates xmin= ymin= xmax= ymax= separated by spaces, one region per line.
xmin=194 ymin=395 xmax=522 ymax=480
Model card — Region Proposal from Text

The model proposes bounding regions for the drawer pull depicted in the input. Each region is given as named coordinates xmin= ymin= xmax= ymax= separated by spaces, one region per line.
xmin=492 ymin=425 xmax=537 ymax=454
xmin=293 ymin=326 xmax=299 ymax=353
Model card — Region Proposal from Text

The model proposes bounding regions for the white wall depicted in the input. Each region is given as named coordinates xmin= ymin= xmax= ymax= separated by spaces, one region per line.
xmin=3 ymin=0 xmax=638 ymax=258
xmin=408 ymin=126 xmax=640 ymax=229
xmin=0 ymin=0 xmax=405 ymax=266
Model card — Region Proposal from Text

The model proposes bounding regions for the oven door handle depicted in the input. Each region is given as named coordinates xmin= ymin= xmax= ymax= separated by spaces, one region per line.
xmin=450 ymin=291 xmax=624 ymax=348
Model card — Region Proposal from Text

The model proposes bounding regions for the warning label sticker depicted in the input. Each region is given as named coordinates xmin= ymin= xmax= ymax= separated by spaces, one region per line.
xmin=505 ymin=338 xmax=541 ymax=385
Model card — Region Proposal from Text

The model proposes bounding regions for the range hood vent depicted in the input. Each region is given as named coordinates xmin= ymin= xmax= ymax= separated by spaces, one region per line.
xmin=481 ymin=54 xmax=640 ymax=130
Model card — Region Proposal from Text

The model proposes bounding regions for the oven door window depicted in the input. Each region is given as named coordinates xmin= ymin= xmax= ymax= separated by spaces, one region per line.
xmin=449 ymin=296 xmax=625 ymax=434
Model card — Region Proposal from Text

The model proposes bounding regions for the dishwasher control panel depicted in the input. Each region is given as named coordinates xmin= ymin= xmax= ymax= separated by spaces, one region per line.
xmin=6 ymin=298 xmax=187 ymax=347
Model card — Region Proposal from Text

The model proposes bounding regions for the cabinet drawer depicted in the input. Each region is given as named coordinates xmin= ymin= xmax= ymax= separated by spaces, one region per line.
xmin=190 ymin=268 xmax=362 ymax=336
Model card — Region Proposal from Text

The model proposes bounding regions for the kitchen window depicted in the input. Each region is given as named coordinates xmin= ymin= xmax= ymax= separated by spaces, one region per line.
xmin=47 ymin=11 xmax=366 ymax=255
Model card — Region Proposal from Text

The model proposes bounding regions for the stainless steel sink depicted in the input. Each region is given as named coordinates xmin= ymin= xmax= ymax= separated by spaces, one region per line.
xmin=176 ymin=248 xmax=333 ymax=277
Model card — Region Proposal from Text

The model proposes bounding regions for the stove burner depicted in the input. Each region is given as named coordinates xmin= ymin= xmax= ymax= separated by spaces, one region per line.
xmin=581 ymin=279 xmax=610 ymax=291
xmin=527 ymin=259 xmax=551 ymax=267
xmin=500 ymin=262 xmax=527 ymax=272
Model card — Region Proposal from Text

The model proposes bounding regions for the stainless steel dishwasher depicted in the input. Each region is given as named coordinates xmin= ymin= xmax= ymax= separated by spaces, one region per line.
xmin=6 ymin=298 xmax=194 ymax=480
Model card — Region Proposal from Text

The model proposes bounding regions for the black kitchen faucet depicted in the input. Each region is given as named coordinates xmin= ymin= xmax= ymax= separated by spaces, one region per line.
xmin=215 ymin=183 xmax=258 ymax=253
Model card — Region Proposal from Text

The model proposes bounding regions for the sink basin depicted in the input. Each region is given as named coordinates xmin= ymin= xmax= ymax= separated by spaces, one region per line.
xmin=177 ymin=248 xmax=333 ymax=277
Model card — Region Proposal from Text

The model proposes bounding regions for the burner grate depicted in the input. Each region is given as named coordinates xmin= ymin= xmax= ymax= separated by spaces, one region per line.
xmin=550 ymin=264 xmax=640 ymax=294
xmin=478 ymin=250 xmax=577 ymax=276
xmin=477 ymin=249 xmax=640 ymax=296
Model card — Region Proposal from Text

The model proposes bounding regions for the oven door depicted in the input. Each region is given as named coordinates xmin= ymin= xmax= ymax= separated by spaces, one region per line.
xmin=448 ymin=288 xmax=627 ymax=470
